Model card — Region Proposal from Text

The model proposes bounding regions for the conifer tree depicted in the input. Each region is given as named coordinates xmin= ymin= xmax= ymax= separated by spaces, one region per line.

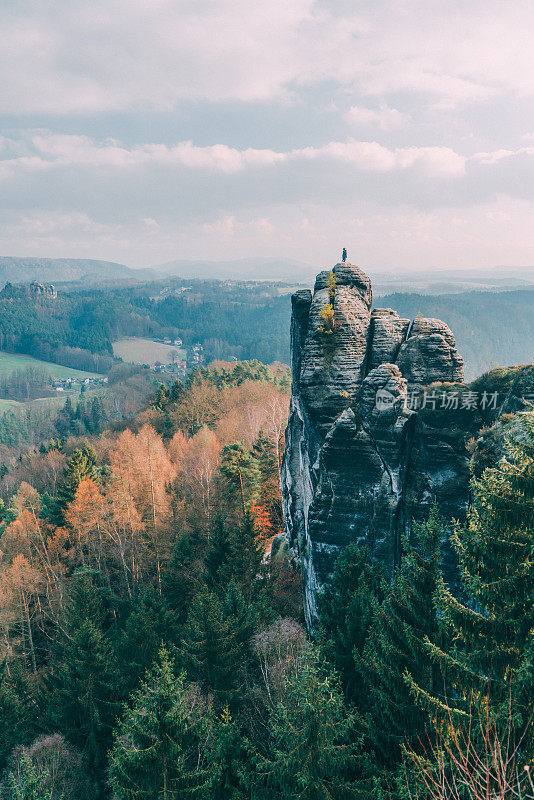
xmin=252 ymin=644 xmax=359 ymax=800
xmin=418 ymin=411 xmax=534 ymax=750
xmin=0 ymin=660 xmax=37 ymax=770
xmin=55 ymin=444 xmax=98 ymax=516
xmin=164 ymin=529 xmax=208 ymax=624
xmin=180 ymin=586 xmax=251 ymax=710
xmin=363 ymin=507 xmax=444 ymax=768
xmin=219 ymin=443 xmax=260 ymax=517
xmin=1 ymin=752 xmax=55 ymax=800
xmin=202 ymin=705 xmax=246 ymax=800
xmin=220 ymin=511 xmax=264 ymax=597
xmin=204 ymin=517 xmax=232 ymax=589
xmin=108 ymin=646 xmax=206 ymax=800
xmin=252 ymin=431 xmax=283 ymax=533
xmin=116 ymin=588 xmax=173 ymax=696
xmin=45 ymin=573 xmax=119 ymax=779
xmin=319 ymin=543 xmax=386 ymax=706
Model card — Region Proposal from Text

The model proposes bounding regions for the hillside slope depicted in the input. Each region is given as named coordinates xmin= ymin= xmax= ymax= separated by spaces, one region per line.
xmin=0 ymin=257 xmax=148 ymax=286
xmin=379 ymin=288 xmax=534 ymax=379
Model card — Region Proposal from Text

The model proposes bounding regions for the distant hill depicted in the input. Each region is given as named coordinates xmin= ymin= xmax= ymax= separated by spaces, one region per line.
xmin=153 ymin=257 xmax=319 ymax=283
xmin=370 ymin=265 xmax=534 ymax=295
xmin=379 ymin=288 xmax=534 ymax=380
xmin=0 ymin=257 xmax=153 ymax=286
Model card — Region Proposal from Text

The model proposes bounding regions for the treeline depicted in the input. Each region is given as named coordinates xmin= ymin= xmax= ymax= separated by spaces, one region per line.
xmin=0 ymin=367 xmax=161 ymax=452
xmin=150 ymin=292 xmax=291 ymax=364
xmin=381 ymin=288 xmax=534 ymax=379
xmin=0 ymin=367 xmax=54 ymax=402
xmin=0 ymin=280 xmax=292 ymax=373
xmin=3 ymin=278 xmax=534 ymax=381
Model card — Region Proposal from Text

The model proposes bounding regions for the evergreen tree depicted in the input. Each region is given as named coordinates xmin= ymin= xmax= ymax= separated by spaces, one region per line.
xmin=180 ymin=586 xmax=254 ymax=710
xmin=1 ymin=752 xmax=55 ymax=800
xmin=319 ymin=543 xmax=386 ymax=706
xmin=152 ymin=383 xmax=170 ymax=411
xmin=219 ymin=512 xmax=264 ymax=598
xmin=0 ymin=660 xmax=37 ymax=770
xmin=202 ymin=705 xmax=246 ymax=800
xmin=418 ymin=411 xmax=534 ymax=752
xmin=108 ymin=647 xmax=206 ymax=800
xmin=219 ymin=443 xmax=260 ymax=517
xmin=204 ymin=517 xmax=232 ymax=589
xmin=252 ymin=644 xmax=359 ymax=800
xmin=164 ymin=529 xmax=208 ymax=625
xmin=55 ymin=444 xmax=98 ymax=515
xmin=363 ymin=507 xmax=443 ymax=768
xmin=116 ymin=588 xmax=173 ymax=696
xmin=45 ymin=574 xmax=119 ymax=780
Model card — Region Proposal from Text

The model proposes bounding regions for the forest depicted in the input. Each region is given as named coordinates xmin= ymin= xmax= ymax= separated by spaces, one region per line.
xmin=0 ymin=280 xmax=292 ymax=372
xmin=0 ymin=356 xmax=530 ymax=799
xmin=2 ymin=277 xmax=534 ymax=383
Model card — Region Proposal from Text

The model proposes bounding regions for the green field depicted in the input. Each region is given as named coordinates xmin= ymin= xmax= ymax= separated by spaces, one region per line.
xmin=113 ymin=337 xmax=186 ymax=365
xmin=0 ymin=352 xmax=101 ymax=379
xmin=0 ymin=398 xmax=21 ymax=412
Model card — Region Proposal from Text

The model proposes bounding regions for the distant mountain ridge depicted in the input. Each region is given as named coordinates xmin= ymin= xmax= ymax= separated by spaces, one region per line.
xmin=153 ymin=257 xmax=319 ymax=282
xmin=0 ymin=257 xmax=150 ymax=286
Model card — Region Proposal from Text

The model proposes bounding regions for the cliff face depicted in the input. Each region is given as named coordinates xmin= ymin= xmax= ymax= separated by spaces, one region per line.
xmin=281 ymin=262 xmax=532 ymax=626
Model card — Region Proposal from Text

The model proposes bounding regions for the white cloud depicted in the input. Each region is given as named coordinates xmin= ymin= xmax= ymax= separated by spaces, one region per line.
xmin=0 ymin=131 xmax=466 ymax=179
xmin=3 ymin=1 xmax=534 ymax=268
xmin=2 ymin=0 xmax=534 ymax=114
xmin=345 ymin=105 xmax=409 ymax=130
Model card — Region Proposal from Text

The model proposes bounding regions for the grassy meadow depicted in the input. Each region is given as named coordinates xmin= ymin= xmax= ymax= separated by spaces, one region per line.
xmin=0 ymin=352 xmax=101 ymax=379
xmin=113 ymin=337 xmax=186 ymax=365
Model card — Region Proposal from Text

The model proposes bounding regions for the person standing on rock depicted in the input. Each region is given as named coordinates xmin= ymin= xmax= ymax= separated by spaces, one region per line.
xmin=342 ymin=247 xmax=347 ymax=262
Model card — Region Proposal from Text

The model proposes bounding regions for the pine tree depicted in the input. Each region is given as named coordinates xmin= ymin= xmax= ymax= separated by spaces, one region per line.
xmin=180 ymin=586 xmax=253 ymax=710
xmin=219 ymin=512 xmax=264 ymax=597
xmin=420 ymin=411 xmax=534 ymax=750
xmin=219 ymin=443 xmax=260 ymax=517
xmin=108 ymin=646 xmax=207 ymax=800
xmin=363 ymin=507 xmax=444 ymax=768
xmin=45 ymin=573 xmax=119 ymax=779
xmin=319 ymin=543 xmax=386 ymax=706
xmin=252 ymin=644 xmax=359 ymax=800
xmin=56 ymin=444 xmax=98 ymax=516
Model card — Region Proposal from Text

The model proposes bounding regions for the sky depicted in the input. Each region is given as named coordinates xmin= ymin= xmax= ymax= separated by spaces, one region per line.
xmin=2 ymin=0 xmax=534 ymax=272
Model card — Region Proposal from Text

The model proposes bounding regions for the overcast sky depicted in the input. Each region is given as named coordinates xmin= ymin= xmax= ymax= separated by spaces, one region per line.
xmin=2 ymin=0 xmax=534 ymax=271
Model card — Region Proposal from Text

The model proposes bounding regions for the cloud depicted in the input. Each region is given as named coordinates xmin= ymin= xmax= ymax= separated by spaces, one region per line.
xmin=345 ymin=105 xmax=409 ymax=130
xmin=2 ymin=0 xmax=534 ymax=114
xmin=0 ymin=131 xmax=466 ymax=179
xmin=2 ymin=1 xmax=534 ymax=269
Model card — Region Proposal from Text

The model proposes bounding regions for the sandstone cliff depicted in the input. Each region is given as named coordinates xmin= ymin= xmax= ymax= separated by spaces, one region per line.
xmin=281 ymin=262 xmax=534 ymax=626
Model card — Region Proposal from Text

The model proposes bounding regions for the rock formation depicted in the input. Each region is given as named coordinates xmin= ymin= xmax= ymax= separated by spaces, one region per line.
xmin=281 ymin=262 xmax=534 ymax=626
